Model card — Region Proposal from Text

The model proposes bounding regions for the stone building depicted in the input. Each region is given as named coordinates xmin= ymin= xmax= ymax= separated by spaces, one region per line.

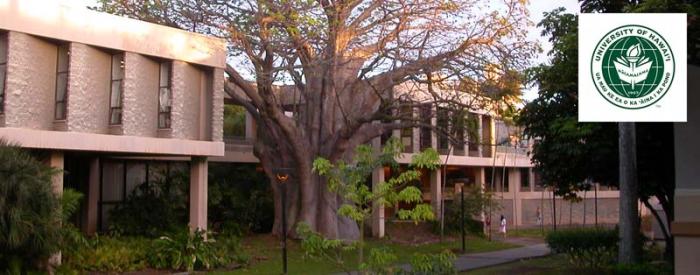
xmin=0 ymin=0 xmax=226 ymax=233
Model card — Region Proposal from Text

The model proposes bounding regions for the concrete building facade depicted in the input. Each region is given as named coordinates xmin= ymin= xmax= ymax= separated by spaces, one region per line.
xmin=0 ymin=0 xmax=622 ymax=242
xmin=0 ymin=0 xmax=226 ymax=234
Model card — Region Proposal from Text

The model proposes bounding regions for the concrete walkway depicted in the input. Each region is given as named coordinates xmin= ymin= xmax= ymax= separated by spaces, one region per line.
xmin=453 ymin=243 xmax=551 ymax=272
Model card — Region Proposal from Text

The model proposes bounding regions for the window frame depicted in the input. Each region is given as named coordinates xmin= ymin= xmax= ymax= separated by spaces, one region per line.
xmin=109 ymin=53 xmax=125 ymax=125
xmin=158 ymin=61 xmax=172 ymax=129
xmin=54 ymin=43 xmax=70 ymax=120
xmin=0 ymin=33 xmax=7 ymax=114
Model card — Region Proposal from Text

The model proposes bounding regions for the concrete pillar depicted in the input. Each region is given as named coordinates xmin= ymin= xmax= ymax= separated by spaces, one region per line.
xmin=511 ymin=168 xmax=522 ymax=228
xmin=430 ymin=169 xmax=442 ymax=219
xmin=371 ymin=166 xmax=385 ymax=238
xmin=430 ymin=106 xmax=438 ymax=149
xmin=47 ymin=151 xmax=63 ymax=267
xmin=48 ymin=151 xmax=64 ymax=195
xmin=83 ymin=157 xmax=100 ymax=235
xmin=189 ymin=157 xmax=208 ymax=231
xmin=477 ymin=114 xmax=484 ymax=157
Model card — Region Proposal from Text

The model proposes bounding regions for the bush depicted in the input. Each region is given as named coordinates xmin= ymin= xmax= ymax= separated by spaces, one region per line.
xmin=433 ymin=185 xmax=496 ymax=237
xmin=0 ymin=141 xmax=61 ymax=272
xmin=208 ymin=163 xmax=273 ymax=234
xmin=545 ymin=227 xmax=618 ymax=269
xmin=148 ymin=227 xmax=247 ymax=272
xmin=64 ymin=236 xmax=150 ymax=272
xmin=108 ymin=169 xmax=189 ymax=237
xmin=612 ymin=262 xmax=673 ymax=275
xmin=403 ymin=250 xmax=457 ymax=275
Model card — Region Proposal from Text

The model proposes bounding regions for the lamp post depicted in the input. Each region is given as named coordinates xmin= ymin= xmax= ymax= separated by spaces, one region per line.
xmin=274 ymin=168 xmax=292 ymax=275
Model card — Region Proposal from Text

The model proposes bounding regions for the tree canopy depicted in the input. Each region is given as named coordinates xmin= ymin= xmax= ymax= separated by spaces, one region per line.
xmin=96 ymin=0 xmax=536 ymax=239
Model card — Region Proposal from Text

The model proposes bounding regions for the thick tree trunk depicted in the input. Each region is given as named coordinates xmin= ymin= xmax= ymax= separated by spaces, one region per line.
xmin=618 ymin=122 xmax=641 ymax=264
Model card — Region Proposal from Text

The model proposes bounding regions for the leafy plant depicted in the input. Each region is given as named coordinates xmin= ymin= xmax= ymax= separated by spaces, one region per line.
xmin=545 ymin=228 xmax=618 ymax=269
xmin=148 ymin=228 xmax=220 ymax=272
xmin=63 ymin=235 xmax=150 ymax=272
xmin=0 ymin=140 xmax=61 ymax=272
xmin=401 ymin=250 xmax=457 ymax=275
xmin=435 ymin=185 xmax=498 ymax=237
xmin=208 ymin=163 xmax=273 ymax=235
xmin=302 ymin=138 xmax=443 ymax=273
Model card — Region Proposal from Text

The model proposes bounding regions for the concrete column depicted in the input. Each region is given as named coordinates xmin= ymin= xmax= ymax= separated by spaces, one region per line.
xmin=47 ymin=151 xmax=64 ymax=194
xmin=488 ymin=116 xmax=496 ymax=158
xmin=371 ymin=166 xmax=385 ymax=238
xmin=430 ymin=169 xmax=442 ymax=219
xmin=430 ymin=106 xmax=438 ymax=149
xmin=47 ymin=151 xmax=63 ymax=267
xmin=477 ymin=114 xmax=484 ymax=157
xmin=189 ymin=157 xmax=208 ymax=231
xmin=83 ymin=157 xmax=100 ymax=235
xmin=511 ymin=168 xmax=522 ymax=228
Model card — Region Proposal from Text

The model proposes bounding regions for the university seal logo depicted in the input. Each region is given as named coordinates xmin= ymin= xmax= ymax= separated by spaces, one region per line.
xmin=591 ymin=25 xmax=675 ymax=109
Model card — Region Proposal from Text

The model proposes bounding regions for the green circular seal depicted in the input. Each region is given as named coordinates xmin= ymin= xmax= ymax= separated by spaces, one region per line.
xmin=591 ymin=25 xmax=675 ymax=109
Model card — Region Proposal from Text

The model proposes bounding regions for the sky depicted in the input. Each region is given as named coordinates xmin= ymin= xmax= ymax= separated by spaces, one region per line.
xmin=70 ymin=0 xmax=580 ymax=101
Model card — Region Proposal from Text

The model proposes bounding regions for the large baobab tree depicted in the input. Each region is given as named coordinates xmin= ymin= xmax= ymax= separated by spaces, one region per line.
xmin=97 ymin=0 xmax=534 ymax=239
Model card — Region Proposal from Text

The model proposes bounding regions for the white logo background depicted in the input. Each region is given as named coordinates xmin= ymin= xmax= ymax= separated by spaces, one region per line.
xmin=579 ymin=13 xmax=687 ymax=122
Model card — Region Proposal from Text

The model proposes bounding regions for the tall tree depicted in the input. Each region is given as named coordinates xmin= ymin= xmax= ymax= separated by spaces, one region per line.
xmin=96 ymin=0 xmax=534 ymax=239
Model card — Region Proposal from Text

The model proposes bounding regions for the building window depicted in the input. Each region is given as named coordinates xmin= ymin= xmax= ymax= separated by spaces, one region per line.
xmin=399 ymin=105 xmax=413 ymax=153
xmin=520 ymin=168 xmax=530 ymax=191
xmin=436 ymin=107 xmax=449 ymax=152
xmin=158 ymin=62 xmax=172 ymax=128
xmin=419 ymin=104 xmax=432 ymax=150
xmin=0 ymin=33 xmax=7 ymax=114
xmin=109 ymin=53 xmax=124 ymax=125
xmin=54 ymin=43 xmax=69 ymax=120
xmin=223 ymin=103 xmax=246 ymax=140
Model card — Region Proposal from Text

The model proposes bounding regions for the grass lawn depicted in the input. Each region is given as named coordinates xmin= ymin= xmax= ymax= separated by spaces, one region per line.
xmin=213 ymin=234 xmax=519 ymax=274
xmin=506 ymin=227 xmax=549 ymax=239
xmin=464 ymin=254 xmax=590 ymax=275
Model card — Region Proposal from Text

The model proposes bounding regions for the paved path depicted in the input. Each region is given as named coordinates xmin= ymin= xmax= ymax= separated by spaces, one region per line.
xmin=453 ymin=243 xmax=550 ymax=272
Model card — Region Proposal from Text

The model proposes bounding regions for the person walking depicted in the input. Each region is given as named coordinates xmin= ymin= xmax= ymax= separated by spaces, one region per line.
xmin=500 ymin=215 xmax=507 ymax=237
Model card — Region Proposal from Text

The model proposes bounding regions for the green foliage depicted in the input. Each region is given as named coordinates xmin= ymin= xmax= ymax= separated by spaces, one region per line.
xmin=148 ymin=228 xmax=218 ymax=271
xmin=435 ymin=186 xmax=497 ymax=236
xmin=545 ymin=228 xmax=618 ymax=269
xmin=305 ymin=138 xmax=442 ymax=273
xmin=401 ymin=250 xmax=457 ymax=275
xmin=64 ymin=236 xmax=150 ymax=273
xmin=108 ymin=169 xmax=189 ymax=237
xmin=0 ymin=141 xmax=61 ymax=272
xmin=611 ymin=262 xmax=673 ymax=275
xmin=208 ymin=163 xmax=273 ymax=234
xmin=223 ymin=104 xmax=247 ymax=138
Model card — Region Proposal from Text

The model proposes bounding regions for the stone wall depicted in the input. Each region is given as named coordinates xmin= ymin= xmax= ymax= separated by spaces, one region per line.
xmin=122 ymin=52 xmax=159 ymax=137
xmin=4 ymin=32 xmax=57 ymax=130
xmin=171 ymin=61 xmax=202 ymax=140
xmin=522 ymin=197 xmax=619 ymax=227
xmin=66 ymin=43 xmax=111 ymax=134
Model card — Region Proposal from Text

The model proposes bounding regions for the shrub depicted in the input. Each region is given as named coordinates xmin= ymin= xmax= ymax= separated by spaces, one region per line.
xmin=148 ymin=228 xmax=245 ymax=272
xmin=433 ymin=185 xmax=497 ymax=237
xmin=208 ymin=163 xmax=273 ymax=234
xmin=0 ymin=141 xmax=61 ymax=272
xmin=108 ymin=170 xmax=189 ymax=237
xmin=612 ymin=262 xmax=673 ymax=275
xmin=402 ymin=250 xmax=457 ymax=275
xmin=64 ymin=236 xmax=150 ymax=272
xmin=545 ymin=227 xmax=618 ymax=269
